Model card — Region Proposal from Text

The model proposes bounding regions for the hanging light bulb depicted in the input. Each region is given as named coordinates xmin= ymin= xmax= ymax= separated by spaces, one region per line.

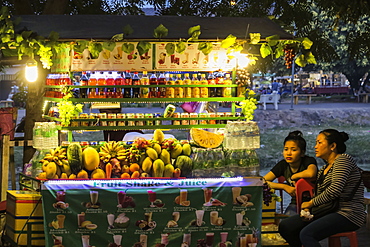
xmin=25 ymin=57 xmax=38 ymax=82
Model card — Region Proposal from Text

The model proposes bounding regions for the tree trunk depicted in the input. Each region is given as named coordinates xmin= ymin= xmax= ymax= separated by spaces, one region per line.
xmin=13 ymin=0 xmax=34 ymax=14
xmin=23 ymin=63 xmax=48 ymax=165
xmin=43 ymin=0 xmax=69 ymax=14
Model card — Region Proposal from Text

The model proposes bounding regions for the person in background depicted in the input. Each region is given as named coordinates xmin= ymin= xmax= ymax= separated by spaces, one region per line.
xmin=263 ymin=130 xmax=318 ymax=216
xmin=279 ymin=129 xmax=365 ymax=247
xmin=271 ymin=80 xmax=279 ymax=92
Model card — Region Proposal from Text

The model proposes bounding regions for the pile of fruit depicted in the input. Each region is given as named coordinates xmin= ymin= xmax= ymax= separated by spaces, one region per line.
xmin=36 ymin=129 xmax=199 ymax=179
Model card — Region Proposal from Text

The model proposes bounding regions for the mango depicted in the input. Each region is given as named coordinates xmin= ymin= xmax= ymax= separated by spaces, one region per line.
xmin=60 ymin=173 xmax=68 ymax=179
xmin=45 ymin=162 xmax=57 ymax=179
xmin=38 ymin=172 xmax=47 ymax=179
xmin=91 ymin=168 xmax=106 ymax=178
xmin=153 ymin=143 xmax=162 ymax=155
xmin=153 ymin=129 xmax=165 ymax=144
xmin=153 ymin=159 xmax=165 ymax=177
xmin=170 ymin=144 xmax=183 ymax=159
xmin=69 ymin=174 xmax=77 ymax=179
xmin=141 ymin=157 xmax=153 ymax=174
xmin=164 ymin=164 xmax=174 ymax=177
xmin=62 ymin=163 xmax=72 ymax=176
xmin=82 ymin=147 xmax=100 ymax=171
xmin=160 ymin=149 xmax=171 ymax=165
xmin=182 ymin=143 xmax=192 ymax=156
xmin=77 ymin=169 xmax=89 ymax=179
xmin=146 ymin=147 xmax=158 ymax=160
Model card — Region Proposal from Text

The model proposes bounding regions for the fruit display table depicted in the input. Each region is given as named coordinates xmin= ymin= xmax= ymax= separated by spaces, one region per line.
xmin=41 ymin=177 xmax=263 ymax=247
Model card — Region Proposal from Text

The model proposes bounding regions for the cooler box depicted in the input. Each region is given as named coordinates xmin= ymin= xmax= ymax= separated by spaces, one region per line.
xmin=262 ymin=200 xmax=276 ymax=224
xmin=5 ymin=190 xmax=44 ymax=246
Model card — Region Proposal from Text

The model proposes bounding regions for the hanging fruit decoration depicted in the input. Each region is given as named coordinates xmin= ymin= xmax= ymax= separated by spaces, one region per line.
xmin=284 ymin=45 xmax=296 ymax=69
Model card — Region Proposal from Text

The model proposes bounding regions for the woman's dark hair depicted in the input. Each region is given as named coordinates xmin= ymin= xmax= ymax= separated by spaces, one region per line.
xmin=284 ymin=130 xmax=306 ymax=153
xmin=319 ymin=129 xmax=349 ymax=154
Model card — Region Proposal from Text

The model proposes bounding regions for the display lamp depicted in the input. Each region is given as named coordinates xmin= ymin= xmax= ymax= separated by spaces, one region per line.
xmin=25 ymin=57 xmax=38 ymax=82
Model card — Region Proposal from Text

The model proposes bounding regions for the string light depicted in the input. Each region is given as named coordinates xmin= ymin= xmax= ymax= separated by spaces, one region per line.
xmin=25 ymin=57 xmax=38 ymax=82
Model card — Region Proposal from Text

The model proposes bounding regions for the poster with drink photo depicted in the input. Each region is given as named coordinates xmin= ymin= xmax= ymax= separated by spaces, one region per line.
xmin=71 ymin=42 xmax=153 ymax=72
xmin=41 ymin=177 xmax=262 ymax=247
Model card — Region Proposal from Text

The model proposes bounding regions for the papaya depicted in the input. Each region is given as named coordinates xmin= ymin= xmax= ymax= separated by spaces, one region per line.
xmin=45 ymin=162 xmax=57 ymax=179
xmin=141 ymin=157 xmax=153 ymax=174
xmin=153 ymin=143 xmax=162 ymax=155
xmin=153 ymin=129 xmax=165 ymax=144
xmin=91 ymin=168 xmax=106 ymax=179
xmin=146 ymin=147 xmax=158 ymax=160
xmin=175 ymin=155 xmax=193 ymax=177
xmin=82 ymin=147 xmax=100 ymax=171
xmin=67 ymin=143 xmax=83 ymax=174
xmin=164 ymin=164 xmax=174 ymax=177
xmin=190 ymin=128 xmax=224 ymax=148
xmin=160 ymin=149 xmax=171 ymax=165
xmin=153 ymin=159 xmax=165 ymax=177
xmin=170 ymin=144 xmax=183 ymax=159
xmin=182 ymin=143 xmax=192 ymax=156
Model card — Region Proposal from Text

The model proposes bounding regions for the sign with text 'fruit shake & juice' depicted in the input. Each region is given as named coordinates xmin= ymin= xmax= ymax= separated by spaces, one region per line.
xmin=41 ymin=177 xmax=262 ymax=247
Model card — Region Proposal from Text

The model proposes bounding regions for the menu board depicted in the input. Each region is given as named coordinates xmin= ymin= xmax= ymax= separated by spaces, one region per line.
xmin=41 ymin=177 xmax=262 ymax=247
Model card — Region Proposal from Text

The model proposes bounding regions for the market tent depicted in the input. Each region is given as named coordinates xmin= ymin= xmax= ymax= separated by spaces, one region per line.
xmin=14 ymin=15 xmax=292 ymax=41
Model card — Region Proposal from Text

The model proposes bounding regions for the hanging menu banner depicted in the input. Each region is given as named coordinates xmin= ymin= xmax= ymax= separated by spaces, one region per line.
xmin=70 ymin=42 xmax=238 ymax=72
xmin=41 ymin=177 xmax=262 ymax=247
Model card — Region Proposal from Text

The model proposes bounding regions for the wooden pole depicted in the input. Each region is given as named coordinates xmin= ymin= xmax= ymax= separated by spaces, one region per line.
xmin=1 ymin=134 xmax=10 ymax=201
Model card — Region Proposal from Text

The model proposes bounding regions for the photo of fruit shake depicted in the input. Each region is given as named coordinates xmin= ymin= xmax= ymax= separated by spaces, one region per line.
xmin=236 ymin=212 xmax=243 ymax=226
xmin=203 ymin=188 xmax=213 ymax=206
xmin=210 ymin=211 xmax=218 ymax=225
xmin=182 ymin=233 xmax=191 ymax=246
xmin=195 ymin=210 xmax=205 ymax=226
xmin=232 ymin=187 xmax=242 ymax=204
xmin=113 ymin=235 xmax=122 ymax=245
xmin=56 ymin=214 xmax=65 ymax=228
xmin=107 ymin=214 xmax=115 ymax=228
xmin=161 ymin=233 xmax=169 ymax=246
xmin=148 ymin=190 xmax=156 ymax=207
xmin=90 ymin=191 xmax=99 ymax=205
xmin=81 ymin=235 xmax=90 ymax=247
xmin=179 ymin=189 xmax=188 ymax=205
xmin=140 ymin=234 xmax=148 ymax=247
xmin=77 ymin=212 xmax=85 ymax=227
xmin=56 ymin=191 xmax=65 ymax=202
xmin=117 ymin=191 xmax=126 ymax=206
xmin=205 ymin=232 xmax=214 ymax=247
xmin=220 ymin=232 xmax=228 ymax=243
xmin=239 ymin=236 xmax=247 ymax=247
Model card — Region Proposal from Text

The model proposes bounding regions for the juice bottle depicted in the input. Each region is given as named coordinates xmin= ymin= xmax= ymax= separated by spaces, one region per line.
xmin=132 ymin=72 xmax=140 ymax=98
xmin=140 ymin=71 xmax=150 ymax=98
xmin=183 ymin=73 xmax=192 ymax=98
xmin=97 ymin=71 xmax=106 ymax=85
xmin=215 ymin=70 xmax=224 ymax=97
xmin=124 ymin=70 xmax=132 ymax=98
xmin=174 ymin=74 xmax=184 ymax=98
xmin=88 ymin=71 xmax=97 ymax=86
xmin=149 ymin=72 xmax=158 ymax=98
xmin=166 ymin=74 xmax=175 ymax=98
xmin=80 ymin=72 xmax=89 ymax=98
xmin=115 ymin=88 xmax=123 ymax=98
xmin=208 ymin=72 xmax=216 ymax=97
xmin=200 ymin=74 xmax=209 ymax=98
xmin=106 ymin=71 xmax=115 ymax=85
xmin=114 ymin=71 xmax=124 ymax=85
xmin=158 ymin=72 xmax=167 ymax=98
xmin=192 ymin=74 xmax=200 ymax=98
xmin=223 ymin=73 xmax=232 ymax=97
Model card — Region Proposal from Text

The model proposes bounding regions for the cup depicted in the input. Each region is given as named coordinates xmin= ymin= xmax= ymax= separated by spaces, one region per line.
xmin=77 ymin=212 xmax=85 ymax=227
xmin=248 ymin=244 xmax=257 ymax=247
xmin=117 ymin=191 xmax=126 ymax=206
xmin=236 ymin=213 xmax=243 ymax=226
xmin=220 ymin=232 xmax=228 ymax=243
xmin=232 ymin=187 xmax=242 ymax=204
xmin=210 ymin=211 xmax=218 ymax=225
xmin=183 ymin=233 xmax=191 ymax=245
xmin=240 ymin=237 xmax=247 ymax=247
xmin=161 ymin=233 xmax=169 ymax=245
xmin=81 ymin=235 xmax=90 ymax=247
xmin=90 ymin=191 xmax=99 ymax=205
xmin=107 ymin=214 xmax=115 ymax=227
xmin=54 ymin=236 xmax=63 ymax=245
xmin=113 ymin=235 xmax=122 ymax=245
xmin=140 ymin=234 xmax=148 ymax=247
xmin=195 ymin=210 xmax=205 ymax=226
xmin=179 ymin=189 xmax=188 ymax=205
xmin=205 ymin=232 xmax=214 ymax=247
xmin=246 ymin=234 xmax=255 ymax=244
xmin=56 ymin=215 xmax=65 ymax=228
xmin=172 ymin=212 xmax=180 ymax=222
xmin=56 ymin=191 xmax=65 ymax=202
xmin=203 ymin=188 xmax=213 ymax=204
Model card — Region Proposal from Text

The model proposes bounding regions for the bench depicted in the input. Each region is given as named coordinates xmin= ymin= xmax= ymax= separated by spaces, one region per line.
xmin=357 ymin=93 xmax=370 ymax=103
xmin=293 ymin=94 xmax=317 ymax=105
xmin=259 ymin=93 xmax=280 ymax=110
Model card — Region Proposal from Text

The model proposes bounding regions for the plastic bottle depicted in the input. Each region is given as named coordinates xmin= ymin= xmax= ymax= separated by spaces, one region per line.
xmin=132 ymin=72 xmax=141 ymax=98
xmin=106 ymin=71 xmax=115 ymax=85
xmin=166 ymin=74 xmax=175 ymax=98
xmin=223 ymin=73 xmax=232 ymax=97
xmin=183 ymin=73 xmax=192 ymax=98
xmin=192 ymin=74 xmax=200 ymax=98
xmin=88 ymin=71 xmax=97 ymax=86
xmin=149 ymin=72 xmax=158 ymax=98
xmin=200 ymin=74 xmax=209 ymax=98
xmin=97 ymin=71 xmax=106 ymax=85
xmin=140 ymin=71 xmax=150 ymax=98
xmin=157 ymin=72 xmax=167 ymax=98
xmin=174 ymin=74 xmax=184 ymax=98
xmin=124 ymin=71 xmax=132 ymax=98
xmin=80 ymin=72 xmax=89 ymax=98
xmin=208 ymin=72 xmax=216 ymax=97
xmin=215 ymin=70 xmax=224 ymax=97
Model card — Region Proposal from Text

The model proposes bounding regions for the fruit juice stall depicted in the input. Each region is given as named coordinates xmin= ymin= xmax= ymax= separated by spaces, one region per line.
xmin=3 ymin=15 xmax=295 ymax=247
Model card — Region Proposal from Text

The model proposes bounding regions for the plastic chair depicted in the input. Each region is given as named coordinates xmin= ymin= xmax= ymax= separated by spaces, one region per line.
xmin=295 ymin=178 xmax=315 ymax=212
xmin=276 ymin=176 xmax=285 ymax=213
xmin=328 ymin=231 xmax=358 ymax=247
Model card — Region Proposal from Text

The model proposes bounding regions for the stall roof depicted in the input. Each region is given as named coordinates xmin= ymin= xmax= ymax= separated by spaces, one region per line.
xmin=14 ymin=15 xmax=293 ymax=41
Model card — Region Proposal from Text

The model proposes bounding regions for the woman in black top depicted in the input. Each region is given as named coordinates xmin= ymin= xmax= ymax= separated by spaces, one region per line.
xmin=279 ymin=129 xmax=365 ymax=247
xmin=264 ymin=131 xmax=317 ymax=215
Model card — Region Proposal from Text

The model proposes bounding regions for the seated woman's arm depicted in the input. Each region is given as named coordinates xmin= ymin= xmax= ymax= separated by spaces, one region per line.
xmin=264 ymin=171 xmax=296 ymax=197
xmin=291 ymin=164 xmax=317 ymax=181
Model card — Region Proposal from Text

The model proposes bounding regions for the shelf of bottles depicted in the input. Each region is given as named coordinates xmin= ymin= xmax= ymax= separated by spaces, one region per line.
xmin=44 ymin=70 xmax=246 ymax=131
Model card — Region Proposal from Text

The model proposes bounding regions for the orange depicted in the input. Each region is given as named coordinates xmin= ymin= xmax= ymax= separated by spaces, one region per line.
xmin=131 ymin=171 xmax=140 ymax=178
xmin=129 ymin=163 xmax=140 ymax=173
xmin=121 ymin=172 xmax=130 ymax=178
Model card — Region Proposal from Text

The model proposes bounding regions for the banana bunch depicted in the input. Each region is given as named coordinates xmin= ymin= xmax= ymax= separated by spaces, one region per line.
xmin=99 ymin=141 xmax=127 ymax=162
xmin=41 ymin=147 xmax=67 ymax=166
